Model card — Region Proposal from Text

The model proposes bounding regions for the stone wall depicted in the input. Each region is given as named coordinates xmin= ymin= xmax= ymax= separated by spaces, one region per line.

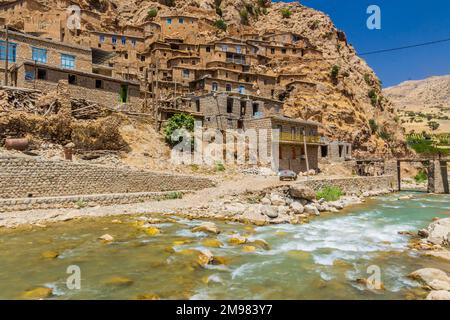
xmin=0 ymin=156 xmax=215 ymax=199
xmin=303 ymin=175 xmax=395 ymax=195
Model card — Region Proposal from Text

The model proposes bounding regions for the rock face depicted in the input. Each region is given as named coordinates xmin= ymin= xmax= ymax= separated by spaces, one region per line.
xmin=289 ymin=185 xmax=316 ymax=201
xmin=426 ymin=290 xmax=450 ymax=300
xmin=409 ymin=268 xmax=450 ymax=291
xmin=426 ymin=218 xmax=450 ymax=245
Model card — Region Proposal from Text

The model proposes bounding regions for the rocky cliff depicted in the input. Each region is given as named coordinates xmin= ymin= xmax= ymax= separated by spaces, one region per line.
xmin=1 ymin=0 xmax=407 ymax=157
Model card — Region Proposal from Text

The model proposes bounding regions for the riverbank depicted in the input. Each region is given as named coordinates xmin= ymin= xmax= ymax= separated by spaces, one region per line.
xmin=0 ymin=175 xmax=394 ymax=229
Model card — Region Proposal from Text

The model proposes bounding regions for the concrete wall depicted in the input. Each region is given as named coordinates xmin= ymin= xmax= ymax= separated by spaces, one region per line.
xmin=0 ymin=156 xmax=215 ymax=199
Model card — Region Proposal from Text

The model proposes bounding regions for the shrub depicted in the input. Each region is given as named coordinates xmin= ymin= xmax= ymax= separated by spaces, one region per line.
xmin=369 ymin=119 xmax=378 ymax=134
xmin=240 ymin=8 xmax=249 ymax=24
xmin=427 ymin=121 xmax=440 ymax=131
xmin=280 ymin=8 xmax=292 ymax=18
xmin=215 ymin=162 xmax=225 ymax=172
xmin=330 ymin=65 xmax=339 ymax=82
xmin=414 ymin=170 xmax=427 ymax=183
xmin=368 ymin=89 xmax=378 ymax=106
xmin=316 ymin=186 xmax=343 ymax=202
xmin=364 ymin=73 xmax=372 ymax=85
xmin=214 ymin=19 xmax=227 ymax=31
xmin=257 ymin=0 xmax=269 ymax=7
xmin=164 ymin=113 xmax=195 ymax=146
xmin=147 ymin=8 xmax=158 ymax=18
xmin=166 ymin=192 xmax=183 ymax=199
xmin=377 ymin=128 xmax=392 ymax=141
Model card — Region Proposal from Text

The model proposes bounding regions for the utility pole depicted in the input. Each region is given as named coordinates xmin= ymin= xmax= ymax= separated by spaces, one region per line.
xmin=303 ymin=128 xmax=310 ymax=178
xmin=4 ymin=24 xmax=9 ymax=86
xmin=144 ymin=67 xmax=148 ymax=110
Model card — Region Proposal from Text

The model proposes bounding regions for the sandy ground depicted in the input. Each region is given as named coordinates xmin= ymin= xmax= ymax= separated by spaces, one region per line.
xmin=0 ymin=175 xmax=304 ymax=228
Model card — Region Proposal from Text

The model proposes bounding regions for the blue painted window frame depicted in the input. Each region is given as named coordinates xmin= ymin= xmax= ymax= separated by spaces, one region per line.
xmin=112 ymin=36 xmax=117 ymax=44
xmin=99 ymin=35 xmax=105 ymax=43
xmin=166 ymin=18 xmax=172 ymax=24
xmin=121 ymin=36 xmax=126 ymax=45
xmin=179 ymin=18 xmax=184 ymax=24
xmin=31 ymin=47 xmax=47 ymax=63
xmin=61 ymin=53 xmax=75 ymax=69
xmin=0 ymin=40 xmax=17 ymax=62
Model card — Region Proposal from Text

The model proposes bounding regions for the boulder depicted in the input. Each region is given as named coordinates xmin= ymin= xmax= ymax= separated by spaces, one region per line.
xmin=260 ymin=205 xmax=278 ymax=219
xmin=21 ymin=287 xmax=53 ymax=299
xmin=418 ymin=229 xmax=429 ymax=238
xmin=242 ymin=245 xmax=256 ymax=253
xmin=260 ymin=197 xmax=271 ymax=205
xmin=197 ymin=249 xmax=214 ymax=267
xmin=277 ymin=206 xmax=289 ymax=216
xmin=409 ymin=268 xmax=450 ymax=291
xmin=228 ymin=235 xmax=247 ymax=245
xmin=224 ymin=203 xmax=247 ymax=215
xmin=289 ymin=185 xmax=316 ymax=201
xmin=270 ymin=194 xmax=286 ymax=206
xmin=98 ymin=234 xmax=114 ymax=242
xmin=192 ymin=222 xmax=220 ymax=235
xmin=426 ymin=290 xmax=450 ymax=300
xmin=201 ymin=238 xmax=223 ymax=248
xmin=304 ymin=204 xmax=320 ymax=216
xmin=144 ymin=227 xmax=161 ymax=236
xmin=424 ymin=250 xmax=450 ymax=262
xmin=290 ymin=202 xmax=304 ymax=214
xmin=426 ymin=218 xmax=450 ymax=245
xmin=41 ymin=251 xmax=59 ymax=259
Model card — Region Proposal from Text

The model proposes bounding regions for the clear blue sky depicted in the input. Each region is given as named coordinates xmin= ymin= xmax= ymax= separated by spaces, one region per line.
xmin=274 ymin=0 xmax=450 ymax=87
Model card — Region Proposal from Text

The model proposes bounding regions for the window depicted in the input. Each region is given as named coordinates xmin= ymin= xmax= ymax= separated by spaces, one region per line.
xmin=225 ymin=84 xmax=231 ymax=92
xmin=95 ymin=79 xmax=103 ymax=89
xmin=25 ymin=71 xmax=34 ymax=81
xmin=179 ymin=17 xmax=184 ymax=24
xmin=227 ymin=97 xmax=233 ymax=113
xmin=222 ymin=45 xmax=228 ymax=52
xmin=195 ymin=99 xmax=200 ymax=112
xmin=212 ymin=82 xmax=218 ymax=91
xmin=252 ymin=103 xmax=259 ymax=116
xmin=31 ymin=47 xmax=47 ymax=63
xmin=61 ymin=54 xmax=75 ymax=69
xmin=206 ymin=46 xmax=211 ymax=53
xmin=238 ymin=85 xmax=245 ymax=94
xmin=166 ymin=18 xmax=172 ymax=24
xmin=291 ymin=127 xmax=296 ymax=139
xmin=37 ymin=68 xmax=47 ymax=80
xmin=141 ymin=55 xmax=145 ymax=62
xmin=131 ymin=39 xmax=137 ymax=47
xmin=124 ymin=53 xmax=128 ymax=59
xmin=240 ymin=100 xmax=246 ymax=115
xmin=68 ymin=74 xmax=77 ymax=84
xmin=270 ymin=48 xmax=275 ymax=54
xmin=99 ymin=35 xmax=105 ymax=43
xmin=281 ymin=48 xmax=287 ymax=54
xmin=182 ymin=69 xmax=190 ymax=78
xmin=236 ymin=46 xmax=241 ymax=54
xmin=0 ymin=41 xmax=16 ymax=62
xmin=112 ymin=36 xmax=117 ymax=44
xmin=121 ymin=37 xmax=126 ymax=45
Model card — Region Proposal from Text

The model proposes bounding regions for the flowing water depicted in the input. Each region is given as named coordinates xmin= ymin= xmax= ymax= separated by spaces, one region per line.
xmin=0 ymin=192 xmax=449 ymax=300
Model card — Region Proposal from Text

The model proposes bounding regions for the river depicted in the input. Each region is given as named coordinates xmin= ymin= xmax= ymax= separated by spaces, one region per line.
xmin=0 ymin=192 xmax=449 ymax=299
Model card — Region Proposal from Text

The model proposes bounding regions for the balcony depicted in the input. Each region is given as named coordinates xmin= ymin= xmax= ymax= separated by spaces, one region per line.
xmin=279 ymin=132 xmax=321 ymax=144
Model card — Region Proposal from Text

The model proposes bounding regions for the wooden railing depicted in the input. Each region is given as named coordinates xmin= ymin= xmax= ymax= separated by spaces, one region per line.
xmin=279 ymin=132 xmax=321 ymax=144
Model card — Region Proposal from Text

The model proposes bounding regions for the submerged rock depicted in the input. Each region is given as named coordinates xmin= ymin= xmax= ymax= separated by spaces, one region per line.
xmin=21 ymin=287 xmax=53 ymax=299
xmin=41 ymin=251 xmax=59 ymax=259
xmin=192 ymin=222 xmax=220 ymax=235
xmin=426 ymin=290 xmax=450 ymax=300
xmin=249 ymin=239 xmax=271 ymax=250
xmin=424 ymin=250 xmax=450 ymax=262
xmin=228 ymin=235 xmax=247 ymax=245
xmin=105 ymin=276 xmax=134 ymax=286
xmin=144 ymin=227 xmax=161 ymax=236
xmin=242 ymin=245 xmax=256 ymax=253
xmin=196 ymin=249 xmax=214 ymax=267
xmin=135 ymin=293 xmax=160 ymax=300
xmin=409 ymin=268 xmax=450 ymax=291
xmin=201 ymin=238 xmax=223 ymax=248
xmin=98 ymin=234 xmax=114 ymax=242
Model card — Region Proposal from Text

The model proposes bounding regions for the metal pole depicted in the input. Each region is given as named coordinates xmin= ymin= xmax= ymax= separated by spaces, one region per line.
xmin=303 ymin=128 xmax=310 ymax=177
xmin=4 ymin=25 xmax=9 ymax=86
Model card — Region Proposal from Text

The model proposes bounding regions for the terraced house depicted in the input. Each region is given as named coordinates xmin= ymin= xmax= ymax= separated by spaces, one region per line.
xmin=0 ymin=3 xmax=340 ymax=172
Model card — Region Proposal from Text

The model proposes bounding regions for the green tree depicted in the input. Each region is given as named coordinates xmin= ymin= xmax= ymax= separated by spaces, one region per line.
xmin=147 ymin=8 xmax=158 ymax=18
xmin=280 ymin=8 xmax=292 ymax=18
xmin=214 ymin=19 xmax=227 ymax=31
xmin=368 ymin=89 xmax=378 ymax=107
xmin=164 ymin=114 xmax=195 ymax=146
xmin=240 ymin=8 xmax=249 ymax=24
xmin=330 ymin=65 xmax=340 ymax=82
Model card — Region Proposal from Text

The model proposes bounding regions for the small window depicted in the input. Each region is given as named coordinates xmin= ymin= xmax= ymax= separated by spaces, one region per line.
xmin=227 ymin=97 xmax=233 ymax=113
xmin=212 ymin=82 xmax=218 ymax=91
xmin=240 ymin=100 xmax=246 ymax=115
xmin=61 ymin=54 xmax=75 ymax=69
xmin=68 ymin=74 xmax=77 ymax=84
xmin=166 ymin=18 xmax=172 ymax=24
xmin=238 ymin=85 xmax=245 ymax=94
xmin=141 ymin=55 xmax=145 ymax=62
xmin=25 ymin=71 xmax=34 ymax=81
xmin=121 ymin=37 xmax=126 ymax=45
xmin=236 ymin=46 xmax=241 ymax=54
xmin=99 ymin=35 xmax=105 ymax=43
xmin=195 ymin=99 xmax=200 ymax=112
xmin=206 ymin=46 xmax=211 ymax=53
xmin=222 ymin=45 xmax=228 ymax=52
xmin=112 ymin=36 xmax=117 ymax=44
xmin=270 ymin=48 xmax=275 ymax=54
xmin=225 ymin=83 xmax=232 ymax=92
xmin=95 ymin=79 xmax=103 ymax=89
xmin=179 ymin=17 xmax=184 ymax=24
xmin=124 ymin=53 xmax=128 ymax=59
xmin=37 ymin=68 xmax=47 ymax=80
xmin=131 ymin=39 xmax=137 ymax=47
xmin=0 ymin=42 xmax=17 ymax=62
xmin=281 ymin=48 xmax=287 ymax=54
xmin=31 ymin=47 xmax=47 ymax=63
xmin=252 ymin=103 xmax=259 ymax=116
xmin=182 ymin=69 xmax=190 ymax=78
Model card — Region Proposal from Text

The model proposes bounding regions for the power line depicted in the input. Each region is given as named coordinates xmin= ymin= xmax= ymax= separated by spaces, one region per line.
xmin=359 ymin=37 xmax=450 ymax=56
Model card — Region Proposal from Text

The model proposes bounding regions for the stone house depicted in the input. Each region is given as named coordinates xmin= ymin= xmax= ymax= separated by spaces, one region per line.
xmin=0 ymin=29 xmax=142 ymax=109
xmin=319 ymin=138 xmax=352 ymax=162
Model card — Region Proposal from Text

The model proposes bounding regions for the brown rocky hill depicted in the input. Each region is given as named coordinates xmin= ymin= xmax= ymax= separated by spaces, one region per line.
xmin=1 ymin=0 xmax=407 ymax=157
xmin=384 ymin=75 xmax=450 ymax=134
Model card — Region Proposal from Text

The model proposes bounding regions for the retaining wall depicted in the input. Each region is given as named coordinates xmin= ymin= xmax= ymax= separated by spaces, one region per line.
xmin=303 ymin=175 xmax=395 ymax=195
